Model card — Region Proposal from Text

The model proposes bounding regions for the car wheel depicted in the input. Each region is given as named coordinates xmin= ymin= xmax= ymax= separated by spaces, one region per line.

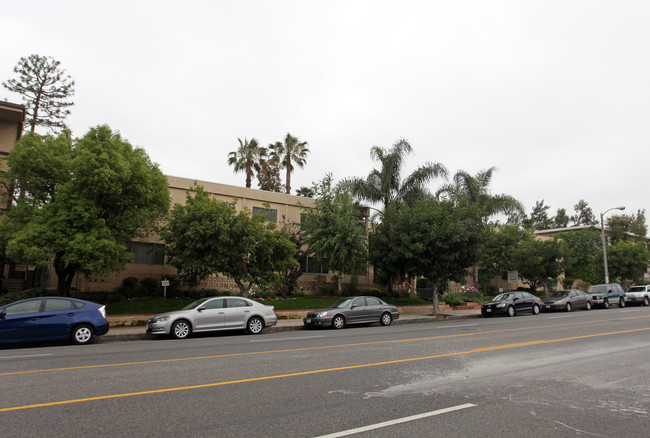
xmin=332 ymin=315 xmax=346 ymax=329
xmin=380 ymin=312 xmax=393 ymax=326
xmin=619 ymin=298 xmax=625 ymax=308
xmin=506 ymin=306 xmax=515 ymax=317
xmin=644 ymin=297 xmax=649 ymax=307
xmin=565 ymin=302 xmax=572 ymax=312
xmin=585 ymin=301 xmax=592 ymax=311
xmin=532 ymin=304 xmax=540 ymax=315
xmin=72 ymin=324 xmax=94 ymax=345
xmin=247 ymin=316 xmax=264 ymax=334
xmin=171 ymin=320 xmax=191 ymax=339
xmin=602 ymin=299 xmax=609 ymax=309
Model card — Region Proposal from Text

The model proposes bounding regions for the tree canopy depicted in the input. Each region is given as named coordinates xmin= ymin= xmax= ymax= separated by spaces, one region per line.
xmin=300 ymin=175 xmax=368 ymax=293
xmin=607 ymin=241 xmax=649 ymax=288
xmin=513 ymin=237 xmax=565 ymax=297
xmin=0 ymin=126 xmax=170 ymax=294
xmin=227 ymin=137 xmax=264 ymax=188
xmin=2 ymin=54 xmax=75 ymax=133
xmin=369 ymin=199 xmax=485 ymax=313
xmin=161 ymin=184 xmax=297 ymax=296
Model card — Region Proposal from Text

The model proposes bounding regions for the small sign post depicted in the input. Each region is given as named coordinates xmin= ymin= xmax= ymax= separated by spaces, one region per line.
xmin=161 ymin=279 xmax=170 ymax=299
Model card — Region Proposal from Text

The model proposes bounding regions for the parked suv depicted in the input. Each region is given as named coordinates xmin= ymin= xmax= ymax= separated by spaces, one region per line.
xmin=625 ymin=285 xmax=650 ymax=306
xmin=588 ymin=283 xmax=626 ymax=309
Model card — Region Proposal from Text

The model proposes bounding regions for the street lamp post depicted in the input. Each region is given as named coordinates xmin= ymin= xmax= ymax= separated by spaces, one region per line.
xmin=600 ymin=206 xmax=625 ymax=284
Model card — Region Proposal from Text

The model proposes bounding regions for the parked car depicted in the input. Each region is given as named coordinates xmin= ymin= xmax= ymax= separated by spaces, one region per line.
xmin=588 ymin=283 xmax=626 ymax=308
xmin=625 ymin=285 xmax=650 ymax=306
xmin=303 ymin=296 xmax=400 ymax=329
xmin=481 ymin=291 xmax=542 ymax=317
xmin=542 ymin=289 xmax=592 ymax=312
xmin=0 ymin=297 xmax=109 ymax=345
xmin=146 ymin=296 xmax=277 ymax=339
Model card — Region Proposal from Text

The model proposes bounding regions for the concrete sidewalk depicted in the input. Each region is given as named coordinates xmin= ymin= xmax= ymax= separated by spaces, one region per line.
xmin=98 ymin=308 xmax=482 ymax=343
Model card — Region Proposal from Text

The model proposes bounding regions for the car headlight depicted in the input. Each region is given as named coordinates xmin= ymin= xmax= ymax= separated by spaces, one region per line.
xmin=556 ymin=299 xmax=566 ymax=304
xmin=153 ymin=316 xmax=170 ymax=323
xmin=496 ymin=303 xmax=505 ymax=308
xmin=317 ymin=311 xmax=328 ymax=318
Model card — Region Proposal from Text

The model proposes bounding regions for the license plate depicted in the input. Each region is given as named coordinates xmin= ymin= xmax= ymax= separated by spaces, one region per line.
xmin=486 ymin=308 xmax=491 ymax=313
xmin=546 ymin=305 xmax=550 ymax=309
xmin=306 ymin=319 xmax=312 ymax=323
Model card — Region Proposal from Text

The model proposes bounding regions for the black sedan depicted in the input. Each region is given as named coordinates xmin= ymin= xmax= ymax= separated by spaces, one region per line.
xmin=542 ymin=289 xmax=592 ymax=312
xmin=481 ymin=291 xmax=542 ymax=317
xmin=303 ymin=296 xmax=399 ymax=329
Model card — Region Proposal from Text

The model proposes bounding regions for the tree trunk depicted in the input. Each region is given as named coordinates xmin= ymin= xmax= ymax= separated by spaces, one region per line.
xmin=234 ymin=279 xmax=253 ymax=298
xmin=337 ymin=274 xmax=342 ymax=294
xmin=53 ymin=255 xmax=75 ymax=296
xmin=432 ymin=282 xmax=440 ymax=316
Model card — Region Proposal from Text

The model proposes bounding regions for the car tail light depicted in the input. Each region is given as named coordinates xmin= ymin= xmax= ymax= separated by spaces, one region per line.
xmin=98 ymin=306 xmax=106 ymax=319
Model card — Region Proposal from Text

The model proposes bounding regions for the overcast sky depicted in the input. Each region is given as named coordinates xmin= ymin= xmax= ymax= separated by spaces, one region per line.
xmin=2 ymin=1 xmax=648 ymax=226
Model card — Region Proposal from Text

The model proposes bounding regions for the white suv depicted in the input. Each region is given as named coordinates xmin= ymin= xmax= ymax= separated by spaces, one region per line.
xmin=625 ymin=285 xmax=650 ymax=306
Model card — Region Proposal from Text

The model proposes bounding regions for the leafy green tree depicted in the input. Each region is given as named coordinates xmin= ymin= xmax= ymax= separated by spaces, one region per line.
xmin=227 ymin=137 xmax=264 ymax=188
xmin=555 ymin=228 xmax=602 ymax=285
xmin=341 ymin=139 xmax=447 ymax=212
xmin=271 ymin=133 xmax=310 ymax=195
xmin=607 ymin=210 xmax=648 ymax=243
xmin=2 ymin=54 xmax=75 ymax=133
xmin=295 ymin=186 xmax=315 ymax=197
xmin=162 ymin=184 xmax=297 ymax=296
xmin=479 ymin=225 xmax=530 ymax=284
xmin=435 ymin=167 xmax=524 ymax=285
xmin=524 ymin=200 xmax=553 ymax=230
xmin=300 ymin=174 xmax=368 ymax=293
xmin=553 ymin=208 xmax=569 ymax=228
xmin=607 ymin=241 xmax=649 ymax=288
xmin=570 ymin=199 xmax=598 ymax=226
xmin=0 ymin=126 xmax=170 ymax=294
xmin=369 ymin=199 xmax=484 ymax=313
xmin=513 ymin=238 xmax=565 ymax=298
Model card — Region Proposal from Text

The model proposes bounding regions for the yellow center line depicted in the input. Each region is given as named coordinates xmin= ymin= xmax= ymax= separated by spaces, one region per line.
xmin=2 ymin=326 xmax=649 ymax=413
xmin=2 ymin=314 xmax=649 ymax=377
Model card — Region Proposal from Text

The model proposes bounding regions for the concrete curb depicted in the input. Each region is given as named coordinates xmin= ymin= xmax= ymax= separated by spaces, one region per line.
xmin=96 ymin=312 xmax=482 ymax=343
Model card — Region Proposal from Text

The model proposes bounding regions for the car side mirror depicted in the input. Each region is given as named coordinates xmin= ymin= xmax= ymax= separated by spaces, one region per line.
xmin=513 ymin=298 xmax=519 ymax=301
xmin=0 ymin=310 xmax=5 ymax=319
xmin=197 ymin=306 xmax=206 ymax=312
xmin=350 ymin=305 xmax=357 ymax=309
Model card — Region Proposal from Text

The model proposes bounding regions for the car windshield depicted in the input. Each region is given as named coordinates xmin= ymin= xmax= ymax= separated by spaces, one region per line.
xmin=627 ymin=286 xmax=644 ymax=292
xmin=549 ymin=291 xmax=570 ymax=298
xmin=181 ymin=298 xmax=210 ymax=310
xmin=329 ymin=298 xmax=354 ymax=309
xmin=493 ymin=293 xmax=514 ymax=301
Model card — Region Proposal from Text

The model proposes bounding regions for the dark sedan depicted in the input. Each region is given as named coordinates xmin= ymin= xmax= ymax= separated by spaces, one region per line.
xmin=0 ymin=297 xmax=109 ymax=345
xmin=303 ymin=296 xmax=399 ymax=329
xmin=481 ymin=291 xmax=542 ymax=317
xmin=542 ymin=289 xmax=592 ymax=312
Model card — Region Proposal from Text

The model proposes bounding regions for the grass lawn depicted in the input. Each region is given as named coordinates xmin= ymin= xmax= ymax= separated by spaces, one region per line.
xmin=106 ymin=296 xmax=431 ymax=315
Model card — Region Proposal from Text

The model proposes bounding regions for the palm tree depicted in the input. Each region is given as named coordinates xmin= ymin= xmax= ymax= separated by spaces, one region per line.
xmin=342 ymin=139 xmax=448 ymax=212
xmin=227 ymin=138 xmax=265 ymax=188
xmin=272 ymin=133 xmax=309 ymax=195
xmin=435 ymin=167 xmax=524 ymax=220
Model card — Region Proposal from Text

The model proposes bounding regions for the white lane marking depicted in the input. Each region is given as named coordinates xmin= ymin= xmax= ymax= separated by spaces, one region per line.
xmin=435 ymin=323 xmax=478 ymax=329
xmin=619 ymin=309 xmax=643 ymax=313
xmin=545 ymin=315 xmax=573 ymax=319
xmin=250 ymin=335 xmax=326 ymax=343
xmin=0 ymin=353 xmax=54 ymax=360
xmin=313 ymin=403 xmax=477 ymax=438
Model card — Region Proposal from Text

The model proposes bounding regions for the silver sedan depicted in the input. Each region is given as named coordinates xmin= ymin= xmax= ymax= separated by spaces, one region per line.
xmin=146 ymin=296 xmax=277 ymax=339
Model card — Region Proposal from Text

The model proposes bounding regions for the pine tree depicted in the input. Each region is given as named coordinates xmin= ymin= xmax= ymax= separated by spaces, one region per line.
xmin=3 ymin=54 xmax=75 ymax=133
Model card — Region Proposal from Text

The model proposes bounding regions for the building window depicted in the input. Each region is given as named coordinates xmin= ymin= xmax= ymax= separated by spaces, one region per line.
xmin=252 ymin=206 xmax=277 ymax=223
xmin=129 ymin=242 xmax=165 ymax=265
xmin=299 ymin=255 xmax=329 ymax=274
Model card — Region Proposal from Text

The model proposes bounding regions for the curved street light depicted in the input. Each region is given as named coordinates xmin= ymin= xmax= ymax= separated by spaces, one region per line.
xmin=600 ymin=206 xmax=625 ymax=284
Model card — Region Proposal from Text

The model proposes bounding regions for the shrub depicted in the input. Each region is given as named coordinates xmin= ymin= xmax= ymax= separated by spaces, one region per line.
xmin=0 ymin=288 xmax=49 ymax=306
xmin=444 ymin=295 xmax=465 ymax=306
xmin=139 ymin=277 xmax=160 ymax=297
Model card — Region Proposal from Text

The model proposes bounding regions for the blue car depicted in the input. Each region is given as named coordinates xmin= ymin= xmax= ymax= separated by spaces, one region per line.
xmin=0 ymin=297 xmax=109 ymax=345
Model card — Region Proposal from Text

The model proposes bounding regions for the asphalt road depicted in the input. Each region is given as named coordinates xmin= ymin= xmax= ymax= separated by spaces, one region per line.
xmin=2 ymin=306 xmax=650 ymax=437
